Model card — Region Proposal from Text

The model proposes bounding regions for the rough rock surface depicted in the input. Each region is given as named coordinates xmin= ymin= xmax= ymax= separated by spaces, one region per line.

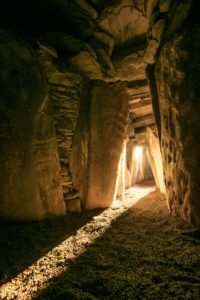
xmin=0 ymin=30 xmax=66 ymax=220
xmin=68 ymin=51 xmax=105 ymax=79
xmin=146 ymin=127 xmax=166 ymax=194
xmin=144 ymin=0 xmax=193 ymax=63
xmin=70 ymin=82 xmax=91 ymax=207
xmin=86 ymin=81 xmax=128 ymax=209
xmin=50 ymin=71 xmax=83 ymax=196
xmin=113 ymin=50 xmax=146 ymax=82
xmin=38 ymin=45 xmax=85 ymax=209
xmin=152 ymin=24 xmax=200 ymax=225
xmin=99 ymin=0 xmax=148 ymax=46
xmin=71 ymin=81 xmax=128 ymax=209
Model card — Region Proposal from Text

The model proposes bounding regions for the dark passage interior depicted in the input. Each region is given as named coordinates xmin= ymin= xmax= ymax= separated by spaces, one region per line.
xmin=0 ymin=0 xmax=200 ymax=298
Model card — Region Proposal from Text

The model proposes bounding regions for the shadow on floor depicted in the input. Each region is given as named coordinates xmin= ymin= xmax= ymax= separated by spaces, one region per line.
xmin=0 ymin=208 xmax=104 ymax=286
xmin=181 ymin=229 xmax=200 ymax=240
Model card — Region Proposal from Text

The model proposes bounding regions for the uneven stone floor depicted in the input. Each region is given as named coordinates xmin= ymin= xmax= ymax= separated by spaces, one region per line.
xmin=0 ymin=184 xmax=200 ymax=299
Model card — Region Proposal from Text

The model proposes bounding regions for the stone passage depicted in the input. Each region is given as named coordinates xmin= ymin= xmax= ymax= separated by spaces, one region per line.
xmin=0 ymin=0 xmax=200 ymax=226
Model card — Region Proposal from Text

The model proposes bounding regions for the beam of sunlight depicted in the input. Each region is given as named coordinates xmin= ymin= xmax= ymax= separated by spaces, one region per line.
xmin=121 ymin=142 xmax=126 ymax=197
xmin=135 ymin=146 xmax=143 ymax=161
xmin=113 ymin=153 xmax=122 ymax=204
xmin=113 ymin=141 xmax=126 ymax=205
xmin=134 ymin=146 xmax=143 ymax=183
xmin=0 ymin=186 xmax=155 ymax=299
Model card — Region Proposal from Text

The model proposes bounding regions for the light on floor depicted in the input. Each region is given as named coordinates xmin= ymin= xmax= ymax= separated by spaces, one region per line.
xmin=0 ymin=186 xmax=155 ymax=300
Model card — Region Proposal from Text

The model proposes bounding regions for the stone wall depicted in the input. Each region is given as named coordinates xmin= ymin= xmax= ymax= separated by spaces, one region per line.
xmin=0 ymin=30 xmax=66 ymax=220
xmin=147 ymin=23 xmax=200 ymax=225
xmin=70 ymin=82 xmax=91 ymax=208
xmin=49 ymin=72 xmax=83 ymax=197
xmin=145 ymin=0 xmax=200 ymax=225
xmin=38 ymin=45 xmax=85 ymax=211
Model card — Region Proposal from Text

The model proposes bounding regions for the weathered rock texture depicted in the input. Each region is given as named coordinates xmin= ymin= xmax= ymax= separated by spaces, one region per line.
xmin=0 ymin=30 xmax=66 ymax=220
xmin=49 ymin=69 xmax=83 ymax=195
xmin=86 ymin=81 xmax=128 ymax=209
xmin=145 ymin=127 xmax=166 ymax=194
xmin=99 ymin=0 xmax=148 ymax=46
xmin=38 ymin=44 xmax=86 ymax=212
xmin=70 ymin=82 xmax=91 ymax=208
xmin=145 ymin=0 xmax=193 ymax=63
xmin=71 ymin=81 xmax=128 ymax=209
xmin=148 ymin=23 xmax=200 ymax=225
xmin=113 ymin=51 xmax=146 ymax=82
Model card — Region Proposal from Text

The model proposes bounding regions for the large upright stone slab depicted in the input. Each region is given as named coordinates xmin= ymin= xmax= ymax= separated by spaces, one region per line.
xmin=145 ymin=127 xmax=166 ymax=194
xmin=0 ymin=30 xmax=66 ymax=220
xmin=86 ymin=81 xmax=128 ymax=209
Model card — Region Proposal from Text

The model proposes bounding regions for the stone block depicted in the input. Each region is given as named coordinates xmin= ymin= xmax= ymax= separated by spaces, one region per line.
xmin=66 ymin=198 xmax=81 ymax=213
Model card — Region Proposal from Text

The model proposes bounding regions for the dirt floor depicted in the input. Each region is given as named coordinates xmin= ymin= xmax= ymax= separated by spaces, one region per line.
xmin=0 ymin=184 xmax=200 ymax=299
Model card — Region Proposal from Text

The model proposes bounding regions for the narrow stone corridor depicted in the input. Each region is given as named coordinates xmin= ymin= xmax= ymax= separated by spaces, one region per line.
xmin=1 ymin=184 xmax=200 ymax=299
xmin=1 ymin=1 xmax=200 ymax=299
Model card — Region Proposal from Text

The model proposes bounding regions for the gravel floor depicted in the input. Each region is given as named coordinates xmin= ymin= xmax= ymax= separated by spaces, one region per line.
xmin=0 ymin=184 xmax=200 ymax=299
